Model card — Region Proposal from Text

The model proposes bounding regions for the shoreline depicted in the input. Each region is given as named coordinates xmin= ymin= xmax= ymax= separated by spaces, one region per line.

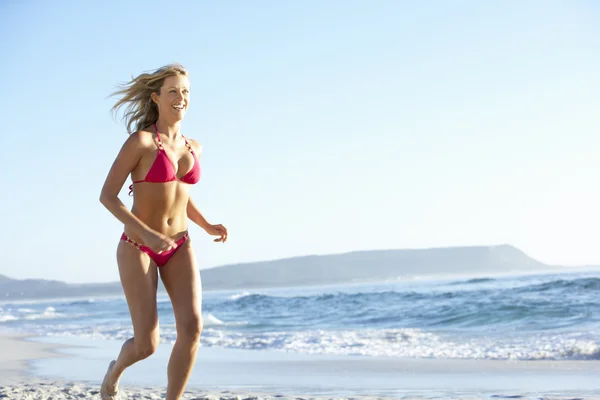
xmin=2 ymin=332 xmax=600 ymax=399
xmin=0 ymin=332 xmax=406 ymax=400
xmin=0 ymin=331 xmax=70 ymax=384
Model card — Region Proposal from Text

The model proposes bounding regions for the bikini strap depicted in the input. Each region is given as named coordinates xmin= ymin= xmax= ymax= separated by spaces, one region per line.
xmin=155 ymin=123 xmax=191 ymax=154
xmin=182 ymin=135 xmax=194 ymax=154
xmin=153 ymin=123 xmax=164 ymax=150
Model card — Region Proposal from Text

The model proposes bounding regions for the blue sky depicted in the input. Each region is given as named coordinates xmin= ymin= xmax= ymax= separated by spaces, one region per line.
xmin=1 ymin=0 xmax=600 ymax=283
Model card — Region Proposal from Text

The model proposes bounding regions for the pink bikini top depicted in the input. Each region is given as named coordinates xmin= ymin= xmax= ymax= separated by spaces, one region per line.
xmin=128 ymin=123 xmax=201 ymax=196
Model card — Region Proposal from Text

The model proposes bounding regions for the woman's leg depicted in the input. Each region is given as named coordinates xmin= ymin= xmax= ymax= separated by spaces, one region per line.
xmin=159 ymin=239 xmax=203 ymax=400
xmin=101 ymin=239 xmax=161 ymax=396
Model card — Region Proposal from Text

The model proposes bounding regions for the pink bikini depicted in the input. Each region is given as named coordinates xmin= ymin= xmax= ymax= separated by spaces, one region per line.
xmin=121 ymin=123 xmax=201 ymax=266
xmin=120 ymin=232 xmax=190 ymax=267
xmin=128 ymin=124 xmax=201 ymax=195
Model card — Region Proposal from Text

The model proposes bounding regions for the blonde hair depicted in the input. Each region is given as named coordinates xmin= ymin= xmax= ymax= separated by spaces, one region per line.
xmin=110 ymin=63 xmax=188 ymax=134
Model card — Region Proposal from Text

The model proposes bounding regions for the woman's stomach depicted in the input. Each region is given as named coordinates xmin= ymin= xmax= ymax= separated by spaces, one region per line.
xmin=127 ymin=182 xmax=192 ymax=238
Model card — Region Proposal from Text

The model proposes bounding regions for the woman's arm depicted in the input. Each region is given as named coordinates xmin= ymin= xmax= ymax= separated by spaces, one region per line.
xmin=185 ymin=137 xmax=228 ymax=242
xmin=99 ymin=132 xmax=153 ymax=238
xmin=186 ymin=196 xmax=212 ymax=231
xmin=187 ymin=196 xmax=228 ymax=242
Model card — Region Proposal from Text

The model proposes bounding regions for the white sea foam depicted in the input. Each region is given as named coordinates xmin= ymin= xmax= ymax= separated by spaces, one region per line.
xmin=23 ymin=307 xmax=63 ymax=320
xmin=202 ymin=313 xmax=248 ymax=328
xmin=198 ymin=328 xmax=600 ymax=361
xmin=0 ymin=314 xmax=17 ymax=322
xmin=205 ymin=313 xmax=224 ymax=326
xmin=7 ymin=319 xmax=600 ymax=361
xmin=230 ymin=291 xmax=252 ymax=300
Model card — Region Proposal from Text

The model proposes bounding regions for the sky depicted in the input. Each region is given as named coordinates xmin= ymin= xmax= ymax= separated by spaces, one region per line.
xmin=1 ymin=0 xmax=600 ymax=283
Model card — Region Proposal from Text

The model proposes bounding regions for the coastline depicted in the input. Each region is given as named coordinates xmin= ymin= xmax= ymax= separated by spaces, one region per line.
xmin=0 ymin=331 xmax=600 ymax=400
xmin=0 ymin=332 xmax=404 ymax=400
xmin=0 ymin=331 xmax=69 ymax=384
xmin=2 ymin=332 xmax=600 ymax=399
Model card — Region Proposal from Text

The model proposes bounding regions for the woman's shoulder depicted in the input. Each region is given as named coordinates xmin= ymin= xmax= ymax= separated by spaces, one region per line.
xmin=124 ymin=127 xmax=157 ymax=149
xmin=185 ymin=136 xmax=203 ymax=155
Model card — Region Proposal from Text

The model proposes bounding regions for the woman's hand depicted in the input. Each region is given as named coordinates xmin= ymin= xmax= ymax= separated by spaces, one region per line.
xmin=205 ymin=224 xmax=228 ymax=243
xmin=141 ymin=230 xmax=178 ymax=253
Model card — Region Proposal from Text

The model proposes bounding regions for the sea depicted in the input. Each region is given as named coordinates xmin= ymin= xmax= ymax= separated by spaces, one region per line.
xmin=2 ymin=267 xmax=600 ymax=363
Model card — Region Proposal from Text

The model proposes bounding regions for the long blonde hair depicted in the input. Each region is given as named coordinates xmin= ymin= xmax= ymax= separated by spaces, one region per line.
xmin=110 ymin=63 xmax=188 ymax=134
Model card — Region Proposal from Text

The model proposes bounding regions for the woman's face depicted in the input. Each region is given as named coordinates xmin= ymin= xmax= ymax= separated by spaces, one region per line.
xmin=153 ymin=74 xmax=191 ymax=122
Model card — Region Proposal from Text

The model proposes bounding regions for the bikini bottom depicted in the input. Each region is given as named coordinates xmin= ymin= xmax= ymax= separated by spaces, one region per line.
xmin=120 ymin=231 xmax=189 ymax=267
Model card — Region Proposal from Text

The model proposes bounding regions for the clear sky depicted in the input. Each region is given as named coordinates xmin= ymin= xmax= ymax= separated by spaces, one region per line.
xmin=1 ymin=0 xmax=600 ymax=283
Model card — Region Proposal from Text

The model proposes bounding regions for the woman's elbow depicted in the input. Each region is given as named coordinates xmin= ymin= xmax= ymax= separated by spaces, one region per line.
xmin=99 ymin=189 xmax=116 ymax=207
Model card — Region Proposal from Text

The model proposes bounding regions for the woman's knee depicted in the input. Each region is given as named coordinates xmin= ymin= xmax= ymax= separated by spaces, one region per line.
xmin=135 ymin=330 xmax=160 ymax=359
xmin=179 ymin=314 xmax=203 ymax=342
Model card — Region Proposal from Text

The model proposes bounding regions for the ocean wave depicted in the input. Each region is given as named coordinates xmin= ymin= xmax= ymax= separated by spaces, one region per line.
xmin=212 ymin=275 xmax=600 ymax=331
xmin=5 ymin=275 xmax=600 ymax=334
xmin=229 ymin=291 xmax=252 ymax=300
xmin=451 ymin=277 xmax=496 ymax=285
xmin=0 ymin=306 xmax=66 ymax=322
xmin=204 ymin=313 xmax=224 ymax=326
xmin=223 ymin=276 xmax=600 ymax=304
xmin=515 ymin=277 xmax=600 ymax=293
xmin=9 ymin=322 xmax=600 ymax=361
xmin=4 ymin=270 xmax=600 ymax=362
xmin=66 ymin=299 xmax=96 ymax=306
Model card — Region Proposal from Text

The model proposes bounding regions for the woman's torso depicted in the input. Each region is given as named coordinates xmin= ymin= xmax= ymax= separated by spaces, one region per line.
xmin=124 ymin=127 xmax=200 ymax=240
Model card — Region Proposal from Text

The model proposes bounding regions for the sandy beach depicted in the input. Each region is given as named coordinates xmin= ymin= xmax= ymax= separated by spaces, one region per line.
xmin=0 ymin=333 xmax=400 ymax=400
xmin=1 ymin=332 xmax=600 ymax=399
xmin=0 ymin=334 xmax=407 ymax=400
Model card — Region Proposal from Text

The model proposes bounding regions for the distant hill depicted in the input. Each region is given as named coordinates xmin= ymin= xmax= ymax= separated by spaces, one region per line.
xmin=200 ymin=244 xmax=562 ymax=290
xmin=0 ymin=244 xmax=577 ymax=300
xmin=0 ymin=277 xmax=124 ymax=300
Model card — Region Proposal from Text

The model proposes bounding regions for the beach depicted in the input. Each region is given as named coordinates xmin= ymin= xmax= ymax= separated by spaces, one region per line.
xmin=1 ymin=332 xmax=600 ymax=399
xmin=3 ymin=272 xmax=600 ymax=399
xmin=6 ymin=0 xmax=600 ymax=396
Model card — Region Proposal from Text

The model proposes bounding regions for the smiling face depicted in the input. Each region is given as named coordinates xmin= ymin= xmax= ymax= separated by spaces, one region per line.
xmin=151 ymin=73 xmax=191 ymax=123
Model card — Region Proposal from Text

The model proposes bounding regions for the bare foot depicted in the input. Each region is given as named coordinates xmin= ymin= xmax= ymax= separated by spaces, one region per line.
xmin=100 ymin=360 xmax=120 ymax=399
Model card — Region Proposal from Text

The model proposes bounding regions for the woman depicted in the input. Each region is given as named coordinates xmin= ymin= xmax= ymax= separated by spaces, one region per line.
xmin=99 ymin=63 xmax=227 ymax=400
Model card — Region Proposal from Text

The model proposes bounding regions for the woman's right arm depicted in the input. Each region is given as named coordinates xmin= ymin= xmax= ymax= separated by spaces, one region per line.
xmin=99 ymin=132 xmax=152 ymax=237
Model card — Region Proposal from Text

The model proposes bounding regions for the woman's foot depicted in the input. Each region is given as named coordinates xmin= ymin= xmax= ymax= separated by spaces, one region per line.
xmin=100 ymin=360 xmax=120 ymax=399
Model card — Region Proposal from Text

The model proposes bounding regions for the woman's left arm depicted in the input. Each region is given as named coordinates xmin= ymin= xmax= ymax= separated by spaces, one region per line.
xmin=186 ymin=138 xmax=228 ymax=243
xmin=187 ymin=196 xmax=228 ymax=243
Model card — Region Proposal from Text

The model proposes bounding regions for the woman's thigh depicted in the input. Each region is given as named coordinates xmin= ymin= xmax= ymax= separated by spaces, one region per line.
xmin=117 ymin=240 xmax=160 ymax=338
xmin=159 ymin=240 xmax=203 ymax=334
